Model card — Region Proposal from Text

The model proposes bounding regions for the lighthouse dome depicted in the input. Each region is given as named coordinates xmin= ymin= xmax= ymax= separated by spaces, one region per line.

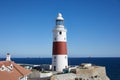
xmin=56 ymin=13 xmax=64 ymax=20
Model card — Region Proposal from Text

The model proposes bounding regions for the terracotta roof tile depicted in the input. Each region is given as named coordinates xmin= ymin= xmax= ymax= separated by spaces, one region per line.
xmin=0 ymin=61 xmax=31 ymax=80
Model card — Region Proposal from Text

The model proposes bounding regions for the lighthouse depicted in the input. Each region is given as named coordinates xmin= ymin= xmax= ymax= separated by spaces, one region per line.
xmin=52 ymin=13 xmax=68 ymax=72
xmin=6 ymin=53 xmax=11 ymax=61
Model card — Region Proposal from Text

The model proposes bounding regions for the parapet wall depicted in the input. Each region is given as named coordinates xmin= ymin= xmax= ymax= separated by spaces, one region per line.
xmin=72 ymin=66 xmax=110 ymax=80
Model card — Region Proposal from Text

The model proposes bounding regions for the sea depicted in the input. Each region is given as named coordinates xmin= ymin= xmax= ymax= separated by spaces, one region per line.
xmin=0 ymin=58 xmax=120 ymax=80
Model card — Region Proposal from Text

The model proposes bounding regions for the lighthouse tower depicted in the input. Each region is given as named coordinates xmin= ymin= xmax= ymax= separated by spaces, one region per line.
xmin=6 ymin=53 xmax=11 ymax=61
xmin=52 ymin=13 xmax=68 ymax=72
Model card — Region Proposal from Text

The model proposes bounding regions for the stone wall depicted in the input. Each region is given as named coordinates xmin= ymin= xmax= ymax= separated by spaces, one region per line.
xmin=72 ymin=66 xmax=110 ymax=80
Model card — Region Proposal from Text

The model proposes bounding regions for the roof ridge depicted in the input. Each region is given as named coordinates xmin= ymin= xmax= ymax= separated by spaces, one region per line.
xmin=13 ymin=63 xmax=24 ymax=77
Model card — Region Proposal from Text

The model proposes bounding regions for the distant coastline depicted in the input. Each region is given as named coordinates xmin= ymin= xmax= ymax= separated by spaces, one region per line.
xmin=1 ymin=57 xmax=120 ymax=59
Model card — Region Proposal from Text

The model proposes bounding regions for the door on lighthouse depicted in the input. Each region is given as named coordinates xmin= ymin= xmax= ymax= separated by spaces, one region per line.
xmin=54 ymin=66 xmax=56 ymax=71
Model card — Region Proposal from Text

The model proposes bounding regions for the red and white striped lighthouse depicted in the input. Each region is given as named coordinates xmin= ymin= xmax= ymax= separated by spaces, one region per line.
xmin=52 ymin=13 xmax=68 ymax=72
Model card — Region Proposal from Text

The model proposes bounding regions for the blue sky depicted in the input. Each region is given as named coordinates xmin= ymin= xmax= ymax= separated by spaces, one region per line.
xmin=0 ymin=0 xmax=120 ymax=57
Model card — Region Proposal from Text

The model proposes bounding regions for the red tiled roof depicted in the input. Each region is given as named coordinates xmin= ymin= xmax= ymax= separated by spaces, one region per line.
xmin=0 ymin=61 xmax=31 ymax=80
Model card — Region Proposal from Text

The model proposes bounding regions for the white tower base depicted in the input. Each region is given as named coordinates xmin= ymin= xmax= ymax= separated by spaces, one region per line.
xmin=52 ymin=55 xmax=68 ymax=72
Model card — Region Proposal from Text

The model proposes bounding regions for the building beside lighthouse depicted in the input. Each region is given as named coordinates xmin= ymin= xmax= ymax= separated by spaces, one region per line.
xmin=52 ymin=13 xmax=68 ymax=72
xmin=0 ymin=53 xmax=31 ymax=80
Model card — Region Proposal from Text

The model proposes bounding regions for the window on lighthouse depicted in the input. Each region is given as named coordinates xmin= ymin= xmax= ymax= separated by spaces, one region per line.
xmin=54 ymin=56 xmax=56 ymax=59
xmin=64 ymin=37 xmax=66 ymax=40
xmin=56 ymin=20 xmax=64 ymax=25
xmin=54 ymin=38 xmax=56 ymax=40
xmin=59 ymin=31 xmax=62 ymax=35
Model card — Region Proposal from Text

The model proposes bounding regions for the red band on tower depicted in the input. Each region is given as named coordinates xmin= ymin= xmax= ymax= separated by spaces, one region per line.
xmin=52 ymin=42 xmax=67 ymax=55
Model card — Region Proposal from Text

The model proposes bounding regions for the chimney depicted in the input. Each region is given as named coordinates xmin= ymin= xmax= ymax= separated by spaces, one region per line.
xmin=6 ymin=53 xmax=11 ymax=61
